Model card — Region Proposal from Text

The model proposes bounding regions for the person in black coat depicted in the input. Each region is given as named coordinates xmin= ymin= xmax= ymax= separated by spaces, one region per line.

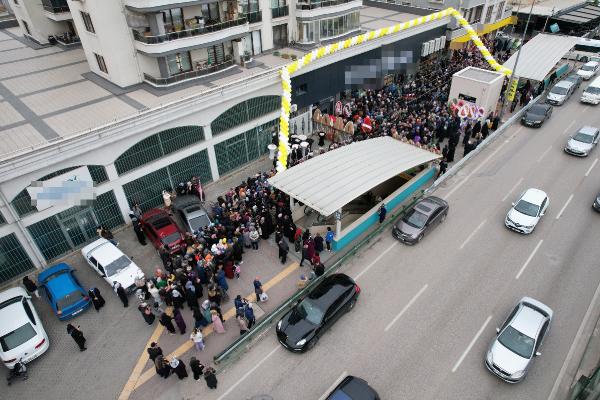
xmin=88 ymin=287 xmax=105 ymax=311
xmin=190 ymin=357 xmax=205 ymax=381
xmin=66 ymin=324 xmax=86 ymax=351
xmin=138 ymin=303 xmax=155 ymax=325
xmin=147 ymin=342 xmax=163 ymax=362
xmin=155 ymin=355 xmax=170 ymax=379
xmin=22 ymin=276 xmax=40 ymax=298
xmin=159 ymin=312 xmax=176 ymax=334
xmin=204 ymin=366 xmax=218 ymax=389
xmin=113 ymin=282 xmax=128 ymax=307
xmin=170 ymin=358 xmax=188 ymax=380
xmin=130 ymin=215 xmax=147 ymax=246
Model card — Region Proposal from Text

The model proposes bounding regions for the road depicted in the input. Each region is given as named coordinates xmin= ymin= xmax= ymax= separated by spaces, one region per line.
xmin=192 ymin=86 xmax=600 ymax=400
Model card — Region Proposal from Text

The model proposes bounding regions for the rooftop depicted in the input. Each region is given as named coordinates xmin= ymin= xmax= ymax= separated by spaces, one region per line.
xmin=517 ymin=0 xmax=587 ymax=17
xmin=0 ymin=5 xmax=421 ymax=163
xmin=455 ymin=66 xmax=504 ymax=83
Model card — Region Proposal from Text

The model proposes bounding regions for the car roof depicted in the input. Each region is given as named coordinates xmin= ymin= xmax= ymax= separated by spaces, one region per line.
xmin=43 ymin=269 xmax=80 ymax=299
xmin=578 ymin=126 xmax=599 ymax=135
xmin=38 ymin=262 xmax=72 ymax=283
xmin=330 ymin=376 xmax=378 ymax=400
xmin=0 ymin=288 xmax=31 ymax=335
xmin=511 ymin=304 xmax=546 ymax=338
xmin=308 ymin=274 xmax=354 ymax=307
xmin=415 ymin=196 xmax=446 ymax=216
xmin=84 ymin=239 xmax=124 ymax=265
xmin=555 ymin=80 xmax=573 ymax=88
xmin=584 ymin=61 xmax=599 ymax=67
xmin=521 ymin=188 xmax=547 ymax=204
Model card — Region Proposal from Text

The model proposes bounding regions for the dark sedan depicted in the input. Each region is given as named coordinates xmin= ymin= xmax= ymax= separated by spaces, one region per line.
xmin=521 ymin=104 xmax=553 ymax=127
xmin=593 ymin=192 xmax=600 ymax=212
xmin=276 ymin=274 xmax=360 ymax=352
xmin=392 ymin=196 xmax=449 ymax=244
xmin=326 ymin=376 xmax=380 ymax=400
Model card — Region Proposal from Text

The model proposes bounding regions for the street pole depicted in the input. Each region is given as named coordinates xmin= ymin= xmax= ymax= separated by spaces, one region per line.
xmin=498 ymin=0 xmax=535 ymax=121
xmin=542 ymin=6 xmax=555 ymax=33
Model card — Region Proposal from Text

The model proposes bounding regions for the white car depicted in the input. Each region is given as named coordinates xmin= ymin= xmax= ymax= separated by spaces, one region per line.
xmin=505 ymin=188 xmax=549 ymax=234
xmin=0 ymin=287 xmax=49 ymax=369
xmin=577 ymin=61 xmax=600 ymax=80
xmin=565 ymin=126 xmax=600 ymax=157
xmin=81 ymin=238 xmax=144 ymax=293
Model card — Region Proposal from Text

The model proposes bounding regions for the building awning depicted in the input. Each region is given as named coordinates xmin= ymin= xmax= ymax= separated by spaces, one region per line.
xmin=452 ymin=15 xmax=517 ymax=43
xmin=502 ymin=33 xmax=579 ymax=81
xmin=268 ymin=137 xmax=440 ymax=217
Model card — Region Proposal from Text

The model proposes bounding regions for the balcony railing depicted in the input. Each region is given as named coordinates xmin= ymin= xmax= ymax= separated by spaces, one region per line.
xmin=271 ymin=5 xmax=289 ymax=18
xmin=144 ymin=58 xmax=234 ymax=86
xmin=245 ymin=11 xmax=262 ymax=23
xmin=296 ymin=0 xmax=357 ymax=10
xmin=43 ymin=4 xmax=70 ymax=13
xmin=133 ymin=17 xmax=247 ymax=44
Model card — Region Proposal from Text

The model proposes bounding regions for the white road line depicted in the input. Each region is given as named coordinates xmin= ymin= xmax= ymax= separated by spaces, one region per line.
xmin=556 ymin=194 xmax=574 ymax=220
xmin=443 ymin=140 xmax=508 ymax=200
xmin=563 ymin=121 xmax=576 ymax=135
xmin=502 ymin=177 xmax=524 ymax=202
xmin=548 ymin=279 xmax=600 ymax=400
xmin=384 ymin=284 xmax=428 ymax=332
xmin=459 ymin=219 xmax=487 ymax=250
xmin=515 ymin=240 xmax=544 ymax=280
xmin=585 ymin=158 xmax=598 ymax=177
xmin=452 ymin=315 xmax=492 ymax=373
xmin=354 ymin=242 xmax=396 ymax=280
xmin=318 ymin=371 xmax=348 ymax=400
xmin=217 ymin=345 xmax=280 ymax=400
xmin=537 ymin=145 xmax=553 ymax=163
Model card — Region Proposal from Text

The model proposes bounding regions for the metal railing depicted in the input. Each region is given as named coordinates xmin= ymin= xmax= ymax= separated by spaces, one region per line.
xmin=271 ymin=5 xmax=289 ymax=18
xmin=245 ymin=11 xmax=262 ymax=23
xmin=42 ymin=4 xmax=69 ymax=13
xmin=296 ymin=0 xmax=358 ymax=10
xmin=132 ymin=17 xmax=247 ymax=44
xmin=143 ymin=58 xmax=234 ymax=86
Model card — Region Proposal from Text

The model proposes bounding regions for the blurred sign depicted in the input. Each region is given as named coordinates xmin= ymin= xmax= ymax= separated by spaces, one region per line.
xmin=27 ymin=166 xmax=95 ymax=211
xmin=335 ymin=101 xmax=342 ymax=115
xmin=506 ymin=78 xmax=519 ymax=102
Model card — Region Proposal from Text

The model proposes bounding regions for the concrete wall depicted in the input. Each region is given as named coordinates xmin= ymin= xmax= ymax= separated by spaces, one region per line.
xmin=12 ymin=0 xmax=69 ymax=43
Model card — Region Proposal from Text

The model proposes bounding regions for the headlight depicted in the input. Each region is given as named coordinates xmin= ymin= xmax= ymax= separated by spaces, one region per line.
xmin=277 ymin=320 xmax=282 ymax=330
xmin=511 ymin=370 xmax=526 ymax=379
xmin=296 ymin=338 xmax=306 ymax=347
xmin=523 ymin=224 xmax=534 ymax=229
xmin=486 ymin=350 xmax=493 ymax=363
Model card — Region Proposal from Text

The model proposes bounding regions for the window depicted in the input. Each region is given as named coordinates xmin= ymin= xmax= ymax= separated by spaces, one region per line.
xmin=21 ymin=20 xmax=30 ymax=35
xmin=484 ymin=5 xmax=494 ymax=23
xmin=472 ymin=5 xmax=483 ymax=23
xmin=319 ymin=11 xmax=359 ymax=40
xmin=166 ymin=52 xmax=192 ymax=75
xmin=94 ymin=53 xmax=108 ymax=74
xmin=162 ymin=8 xmax=184 ymax=32
xmin=80 ymin=11 xmax=95 ymax=33
xmin=496 ymin=1 xmax=505 ymax=21
xmin=298 ymin=21 xmax=314 ymax=43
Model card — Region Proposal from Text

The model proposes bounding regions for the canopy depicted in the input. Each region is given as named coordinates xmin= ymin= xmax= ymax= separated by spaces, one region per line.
xmin=502 ymin=34 xmax=579 ymax=81
xmin=268 ymin=137 xmax=440 ymax=217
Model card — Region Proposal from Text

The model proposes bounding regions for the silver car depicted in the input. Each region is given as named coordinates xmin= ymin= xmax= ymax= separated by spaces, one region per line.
xmin=565 ymin=126 xmax=600 ymax=157
xmin=546 ymin=80 xmax=575 ymax=105
xmin=173 ymin=195 xmax=212 ymax=233
xmin=486 ymin=297 xmax=553 ymax=383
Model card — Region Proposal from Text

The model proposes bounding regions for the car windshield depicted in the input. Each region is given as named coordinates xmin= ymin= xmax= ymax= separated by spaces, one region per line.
xmin=189 ymin=215 xmax=211 ymax=231
xmin=402 ymin=208 xmax=428 ymax=228
xmin=151 ymin=217 xmax=171 ymax=230
xmin=573 ymin=132 xmax=595 ymax=143
xmin=104 ymin=255 xmax=131 ymax=277
xmin=56 ymin=290 xmax=85 ymax=310
xmin=498 ymin=325 xmax=535 ymax=359
xmin=551 ymin=86 xmax=568 ymax=95
xmin=296 ymin=298 xmax=325 ymax=325
xmin=0 ymin=323 xmax=37 ymax=352
xmin=585 ymin=87 xmax=600 ymax=95
xmin=514 ymin=199 xmax=539 ymax=217
xmin=581 ymin=65 xmax=595 ymax=71
xmin=161 ymin=232 xmax=181 ymax=246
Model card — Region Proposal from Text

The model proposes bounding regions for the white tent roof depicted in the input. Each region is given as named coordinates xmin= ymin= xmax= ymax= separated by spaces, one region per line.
xmin=268 ymin=137 xmax=440 ymax=217
xmin=503 ymin=34 xmax=579 ymax=81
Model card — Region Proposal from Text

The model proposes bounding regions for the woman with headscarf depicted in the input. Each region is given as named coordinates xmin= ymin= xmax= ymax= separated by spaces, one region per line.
xmin=88 ymin=287 xmax=105 ymax=312
xmin=155 ymin=354 xmax=170 ymax=378
xmin=190 ymin=327 xmax=205 ymax=351
xmin=204 ymin=366 xmax=218 ymax=389
xmin=159 ymin=312 xmax=176 ymax=334
xmin=211 ymin=310 xmax=225 ymax=334
xmin=190 ymin=357 xmax=205 ymax=381
xmin=138 ymin=303 xmax=155 ymax=325
xmin=173 ymin=308 xmax=186 ymax=334
xmin=66 ymin=324 xmax=86 ymax=351
xmin=170 ymin=358 xmax=188 ymax=380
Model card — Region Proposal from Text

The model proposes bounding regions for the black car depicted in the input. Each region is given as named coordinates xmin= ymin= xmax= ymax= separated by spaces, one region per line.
xmin=392 ymin=196 xmax=449 ymax=244
xmin=593 ymin=192 xmax=600 ymax=212
xmin=276 ymin=273 xmax=359 ymax=352
xmin=521 ymin=104 xmax=553 ymax=127
xmin=326 ymin=376 xmax=380 ymax=400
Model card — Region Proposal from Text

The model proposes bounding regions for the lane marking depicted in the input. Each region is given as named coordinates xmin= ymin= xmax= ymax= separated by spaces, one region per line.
xmin=120 ymin=262 xmax=300 ymax=398
xmin=556 ymin=194 xmax=574 ymax=220
xmin=317 ymin=371 xmax=349 ymax=400
xmin=354 ymin=242 xmax=396 ymax=280
xmin=217 ymin=345 xmax=281 ymax=400
xmin=515 ymin=240 xmax=544 ymax=280
xmin=585 ymin=158 xmax=598 ymax=177
xmin=563 ymin=121 xmax=576 ymax=135
xmin=537 ymin=145 xmax=553 ymax=163
xmin=547 ymin=278 xmax=600 ymax=400
xmin=452 ymin=315 xmax=492 ymax=373
xmin=459 ymin=219 xmax=487 ymax=250
xmin=443 ymin=139 xmax=508 ymax=200
xmin=502 ymin=177 xmax=524 ymax=202
xmin=384 ymin=284 xmax=428 ymax=332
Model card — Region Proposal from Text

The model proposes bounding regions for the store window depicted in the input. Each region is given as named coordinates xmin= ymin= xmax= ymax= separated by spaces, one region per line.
xmin=211 ymin=96 xmax=280 ymax=135
xmin=167 ymin=52 xmax=192 ymax=75
xmin=496 ymin=1 xmax=505 ymax=20
xmin=0 ymin=234 xmax=35 ymax=284
xmin=273 ymin=24 xmax=287 ymax=48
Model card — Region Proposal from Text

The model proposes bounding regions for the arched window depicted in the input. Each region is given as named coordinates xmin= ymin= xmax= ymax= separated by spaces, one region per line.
xmin=211 ymin=95 xmax=280 ymax=136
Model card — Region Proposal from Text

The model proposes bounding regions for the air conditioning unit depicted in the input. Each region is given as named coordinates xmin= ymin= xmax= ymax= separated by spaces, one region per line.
xmin=439 ymin=35 xmax=447 ymax=48
xmin=434 ymin=37 xmax=441 ymax=52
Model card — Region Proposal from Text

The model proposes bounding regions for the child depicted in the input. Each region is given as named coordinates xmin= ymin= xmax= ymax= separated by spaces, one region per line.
xmin=325 ymin=227 xmax=335 ymax=252
xmin=234 ymin=262 xmax=242 ymax=279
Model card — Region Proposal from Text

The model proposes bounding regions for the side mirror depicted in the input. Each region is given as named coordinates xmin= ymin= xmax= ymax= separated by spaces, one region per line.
xmin=511 ymin=203 xmax=515 ymax=207
xmin=496 ymin=327 xmax=500 ymax=333
xmin=535 ymin=351 xmax=541 ymax=357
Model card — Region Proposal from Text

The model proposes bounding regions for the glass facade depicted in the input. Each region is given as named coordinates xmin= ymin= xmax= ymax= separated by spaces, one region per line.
xmin=114 ymin=126 xmax=205 ymax=176
xmin=298 ymin=21 xmax=315 ymax=43
xmin=211 ymin=96 xmax=280 ymax=136
xmin=0 ymin=234 xmax=35 ymax=284
xmin=320 ymin=11 xmax=360 ymax=40
xmin=167 ymin=52 xmax=193 ymax=75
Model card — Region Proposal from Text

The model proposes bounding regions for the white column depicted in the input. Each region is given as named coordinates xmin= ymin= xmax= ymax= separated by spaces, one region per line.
xmin=335 ymin=208 xmax=342 ymax=238
xmin=204 ymin=124 xmax=221 ymax=182
xmin=105 ymin=164 xmax=133 ymax=224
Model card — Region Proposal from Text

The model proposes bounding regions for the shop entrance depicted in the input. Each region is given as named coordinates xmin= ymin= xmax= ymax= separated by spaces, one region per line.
xmin=59 ymin=209 xmax=98 ymax=248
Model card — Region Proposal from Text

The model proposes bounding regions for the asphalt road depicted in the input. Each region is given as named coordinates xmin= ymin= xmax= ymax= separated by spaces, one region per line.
xmin=192 ymin=85 xmax=600 ymax=400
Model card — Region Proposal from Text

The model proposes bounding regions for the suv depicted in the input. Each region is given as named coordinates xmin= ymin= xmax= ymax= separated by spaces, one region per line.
xmin=546 ymin=80 xmax=576 ymax=105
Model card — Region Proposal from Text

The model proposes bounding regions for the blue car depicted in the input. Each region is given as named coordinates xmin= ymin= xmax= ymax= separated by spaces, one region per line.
xmin=38 ymin=263 xmax=91 ymax=320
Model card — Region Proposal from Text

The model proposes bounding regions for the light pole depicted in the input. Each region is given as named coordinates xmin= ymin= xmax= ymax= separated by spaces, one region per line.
xmin=499 ymin=0 xmax=535 ymax=121
xmin=542 ymin=6 xmax=555 ymax=33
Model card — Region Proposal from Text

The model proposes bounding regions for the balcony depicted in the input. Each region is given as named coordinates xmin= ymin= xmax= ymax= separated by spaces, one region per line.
xmin=296 ymin=0 xmax=357 ymax=10
xmin=144 ymin=57 xmax=234 ymax=86
xmin=132 ymin=18 xmax=249 ymax=55
xmin=245 ymin=11 xmax=262 ymax=24
xmin=42 ymin=2 xmax=72 ymax=21
xmin=296 ymin=0 xmax=361 ymax=19
xmin=125 ymin=0 xmax=209 ymax=12
xmin=272 ymin=5 xmax=289 ymax=18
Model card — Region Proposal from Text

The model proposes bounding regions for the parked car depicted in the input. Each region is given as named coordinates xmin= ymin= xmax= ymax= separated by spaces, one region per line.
xmin=140 ymin=208 xmax=185 ymax=254
xmin=392 ymin=196 xmax=449 ymax=244
xmin=505 ymin=188 xmax=549 ymax=234
xmin=81 ymin=238 xmax=144 ymax=293
xmin=581 ymin=76 xmax=600 ymax=105
xmin=593 ymin=191 xmax=600 ymax=212
xmin=172 ymin=195 xmax=212 ymax=233
xmin=563 ymin=73 xmax=583 ymax=91
xmin=521 ymin=104 xmax=553 ymax=127
xmin=486 ymin=297 xmax=553 ymax=383
xmin=546 ymin=80 xmax=576 ymax=105
xmin=0 ymin=287 xmax=49 ymax=369
xmin=564 ymin=126 xmax=600 ymax=157
xmin=38 ymin=263 xmax=91 ymax=320
xmin=276 ymin=274 xmax=360 ymax=352
xmin=576 ymin=61 xmax=600 ymax=80
xmin=326 ymin=376 xmax=380 ymax=400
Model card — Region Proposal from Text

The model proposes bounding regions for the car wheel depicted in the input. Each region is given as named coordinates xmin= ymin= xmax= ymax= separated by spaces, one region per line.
xmin=440 ymin=212 xmax=447 ymax=223
xmin=307 ymin=336 xmax=318 ymax=350
xmin=417 ymin=233 xmax=424 ymax=243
